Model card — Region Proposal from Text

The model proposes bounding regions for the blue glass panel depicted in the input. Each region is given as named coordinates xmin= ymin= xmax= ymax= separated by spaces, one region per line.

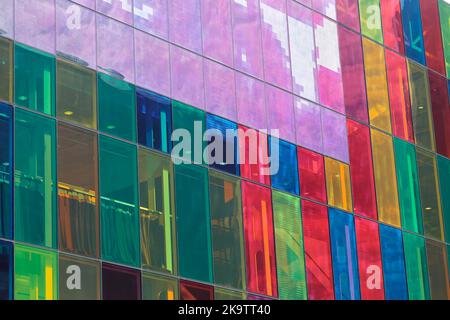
xmin=137 ymin=88 xmax=172 ymax=154
xmin=0 ymin=240 xmax=13 ymax=300
xmin=329 ymin=208 xmax=361 ymax=300
xmin=0 ymin=103 xmax=12 ymax=239
xmin=379 ymin=224 xmax=408 ymax=300
xmin=205 ymin=114 xmax=239 ymax=176
xmin=269 ymin=138 xmax=299 ymax=195
xmin=401 ymin=0 xmax=426 ymax=65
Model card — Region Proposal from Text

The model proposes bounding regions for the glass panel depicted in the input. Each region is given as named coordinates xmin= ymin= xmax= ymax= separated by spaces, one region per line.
xmin=270 ymin=139 xmax=299 ymax=195
xmin=97 ymin=72 xmax=136 ymax=142
xmin=325 ymin=157 xmax=353 ymax=212
xmin=180 ymin=280 xmax=214 ymax=300
xmin=99 ymin=136 xmax=140 ymax=267
xmin=371 ymin=129 xmax=401 ymax=227
xmin=265 ymin=85 xmax=295 ymax=143
xmin=0 ymin=240 xmax=13 ymax=300
xmin=56 ymin=59 xmax=97 ymax=129
xmin=437 ymin=156 xmax=450 ymax=243
xmin=96 ymin=0 xmax=133 ymax=24
xmin=58 ymin=124 xmax=98 ymax=257
xmin=59 ymin=254 xmax=100 ymax=300
xmin=401 ymin=0 xmax=426 ymax=65
xmin=15 ymin=109 xmax=57 ymax=248
xmin=134 ymin=0 xmax=169 ymax=39
xmin=359 ymin=0 xmax=383 ymax=43
xmin=0 ymin=38 xmax=13 ymax=103
xmin=380 ymin=0 xmax=405 ymax=54
xmin=429 ymin=71 xmax=450 ymax=158
xmin=403 ymin=232 xmax=430 ymax=300
xmin=302 ymin=200 xmax=334 ymax=300
xmin=235 ymin=73 xmax=267 ymax=129
xmin=0 ymin=103 xmax=12 ymax=239
xmin=142 ymin=272 xmax=179 ymax=300
xmin=337 ymin=0 xmax=361 ymax=31
xmin=14 ymin=44 xmax=55 ymax=116
xmin=273 ymin=190 xmax=307 ymax=300
xmin=439 ymin=0 xmax=450 ymax=76
xmin=168 ymin=0 xmax=202 ymax=53
xmin=175 ymin=164 xmax=212 ymax=283
xmin=294 ymin=98 xmax=323 ymax=154
xmin=139 ymin=149 xmax=176 ymax=274
xmin=321 ymin=107 xmax=349 ymax=163
xmin=209 ymin=170 xmax=245 ymax=290
xmin=0 ymin=0 xmax=13 ymax=39
xmin=426 ymin=240 xmax=450 ymax=299
xmin=214 ymin=288 xmax=245 ymax=300
xmin=102 ymin=263 xmax=141 ymax=300
xmin=297 ymin=147 xmax=327 ymax=204
xmin=242 ymin=181 xmax=278 ymax=298
xmin=14 ymin=244 xmax=58 ymax=300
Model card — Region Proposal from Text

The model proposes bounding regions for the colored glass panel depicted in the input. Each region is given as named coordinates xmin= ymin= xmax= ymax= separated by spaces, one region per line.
xmin=439 ymin=0 xmax=450 ymax=76
xmin=401 ymin=0 xmax=426 ymax=65
xmin=270 ymin=138 xmax=299 ymax=195
xmin=381 ymin=0 xmax=405 ymax=54
xmin=180 ymin=280 xmax=214 ymax=300
xmin=359 ymin=0 xmax=383 ymax=43
xmin=426 ymin=240 xmax=450 ymax=299
xmin=437 ymin=156 xmax=450 ymax=243
xmin=0 ymin=37 xmax=13 ymax=103
xmin=0 ymin=103 xmax=12 ymax=239
xmin=102 ymin=263 xmax=141 ymax=300
xmin=0 ymin=240 xmax=12 ymax=300
xmin=214 ymin=288 xmax=246 ymax=300
xmin=429 ymin=71 xmax=450 ymax=158
xmin=325 ymin=157 xmax=353 ymax=212
xmin=403 ymin=232 xmax=430 ymax=300
xmin=142 ymin=272 xmax=179 ymax=300
xmin=297 ymin=147 xmax=327 ymax=204
xmin=337 ymin=0 xmax=361 ymax=31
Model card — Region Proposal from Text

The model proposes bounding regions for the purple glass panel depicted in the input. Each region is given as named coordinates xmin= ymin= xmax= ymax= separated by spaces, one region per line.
xmin=73 ymin=0 xmax=95 ymax=9
xmin=134 ymin=30 xmax=170 ymax=97
xmin=294 ymin=97 xmax=323 ymax=154
xmin=170 ymin=46 xmax=205 ymax=109
xmin=231 ymin=0 xmax=264 ymax=79
xmin=295 ymin=0 xmax=312 ymax=6
xmin=266 ymin=85 xmax=295 ymax=143
xmin=0 ymin=0 xmax=14 ymax=38
xmin=96 ymin=14 xmax=135 ymax=82
xmin=96 ymin=0 xmax=133 ymax=24
xmin=322 ymin=107 xmax=349 ymax=163
xmin=313 ymin=0 xmax=337 ymax=20
xmin=204 ymin=60 xmax=237 ymax=121
xmin=314 ymin=13 xmax=345 ymax=114
xmin=236 ymin=72 xmax=267 ymax=130
xmin=287 ymin=1 xmax=318 ymax=102
xmin=134 ymin=0 xmax=168 ymax=39
xmin=56 ymin=0 xmax=96 ymax=68
xmin=260 ymin=0 xmax=292 ymax=91
xmin=15 ymin=0 xmax=56 ymax=53
xmin=201 ymin=0 xmax=233 ymax=66
xmin=168 ymin=0 xmax=202 ymax=54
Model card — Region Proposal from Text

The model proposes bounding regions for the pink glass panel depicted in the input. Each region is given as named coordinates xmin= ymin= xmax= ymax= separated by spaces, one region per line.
xmin=0 ymin=0 xmax=14 ymax=38
xmin=73 ymin=0 xmax=95 ymax=9
xmin=322 ymin=108 xmax=349 ymax=163
xmin=294 ymin=97 xmax=323 ymax=154
xmin=236 ymin=72 xmax=267 ymax=130
xmin=313 ymin=0 xmax=337 ymax=20
xmin=336 ymin=0 xmax=360 ymax=31
xmin=96 ymin=0 xmax=133 ymax=24
xmin=134 ymin=0 xmax=168 ymax=39
xmin=265 ymin=85 xmax=295 ymax=143
xmin=168 ymin=0 xmax=202 ymax=54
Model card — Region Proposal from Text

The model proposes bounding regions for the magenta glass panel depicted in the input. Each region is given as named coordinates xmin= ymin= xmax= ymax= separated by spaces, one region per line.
xmin=170 ymin=46 xmax=205 ymax=110
xmin=73 ymin=0 xmax=95 ymax=9
xmin=56 ymin=0 xmax=96 ymax=68
xmin=204 ymin=60 xmax=237 ymax=121
xmin=231 ymin=0 xmax=264 ymax=79
xmin=295 ymin=0 xmax=312 ymax=6
xmin=0 ymin=0 xmax=14 ymax=39
xmin=294 ymin=97 xmax=323 ymax=154
xmin=97 ymin=15 xmax=135 ymax=82
xmin=236 ymin=72 xmax=267 ymax=130
xmin=134 ymin=30 xmax=170 ymax=97
xmin=201 ymin=0 xmax=233 ymax=66
xmin=322 ymin=107 xmax=349 ymax=163
xmin=260 ymin=0 xmax=292 ymax=91
xmin=15 ymin=0 xmax=55 ymax=53
xmin=168 ymin=0 xmax=202 ymax=54
xmin=313 ymin=0 xmax=337 ymax=20
xmin=265 ymin=85 xmax=295 ymax=143
xmin=134 ymin=0 xmax=168 ymax=39
xmin=338 ymin=25 xmax=368 ymax=123
xmin=287 ymin=1 xmax=318 ymax=102
xmin=314 ymin=13 xmax=345 ymax=114
xmin=96 ymin=0 xmax=133 ymax=24
xmin=336 ymin=0 xmax=360 ymax=31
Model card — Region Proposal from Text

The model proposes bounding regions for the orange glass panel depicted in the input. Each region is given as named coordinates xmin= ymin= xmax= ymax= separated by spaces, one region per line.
xmin=325 ymin=157 xmax=353 ymax=212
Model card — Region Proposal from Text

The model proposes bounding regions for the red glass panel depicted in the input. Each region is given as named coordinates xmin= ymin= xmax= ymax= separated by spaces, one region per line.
xmin=429 ymin=71 xmax=450 ymax=158
xmin=180 ymin=280 xmax=214 ymax=300
xmin=297 ymin=147 xmax=327 ymax=203
xmin=338 ymin=25 xmax=368 ymax=123
xmin=242 ymin=181 xmax=278 ymax=297
xmin=301 ymin=200 xmax=334 ymax=300
xmin=385 ymin=49 xmax=414 ymax=143
xmin=347 ymin=119 xmax=377 ymax=219
xmin=420 ymin=0 xmax=446 ymax=75
xmin=239 ymin=125 xmax=270 ymax=186
xmin=355 ymin=217 xmax=385 ymax=300
xmin=381 ymin=0 xmax=405 ymax=55
xmin=336 ymin=0 xmax=360 ymax=32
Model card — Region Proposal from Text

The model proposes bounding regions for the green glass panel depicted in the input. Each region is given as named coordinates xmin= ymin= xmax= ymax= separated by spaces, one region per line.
xmin=59 ymin=254 xmax=100 ymax=300
xmin=99 ymin=135 xmax=140 ymax=267
xmin=359 ymin=0 xmax=383 ymax=43
xmin=14 ymin=44 xmax=55 ymax=116
xmin=209 ymin=170 xmax=246 ymax=290
xmin=139 ymin=148 xmax=176 ymax=274
xmin=393 ymin=138 xmax=422 ymax=234
xmin=0 ymin=37 xmax=13 ymax=103
xmin=408 ymin=61 xmax=436 ymax=152
xmin=439 ymin=0 xmax=450 ymax=77
xmin=437 ymin=156 xmax=450 ymax=243
xmin=98 ymin=72 xmax=136 ymax=142
xmin=403 ymin=232 xmax=430 ymax=300
xmin=56 ymin=59 xmax=97 ymax=129
xmin=142 ymin=272 xmax=179 ymax=300
xmin=214 ymin=287 xmax=246 ymax=300
xmin=15 ymin=108 xmax=57 ymax=248
xmin=175 ymin=164 xmax=212 ymax=283
xmin=172 ymin=100 xmax=205 ymax=164
xmin=426 ymin=240 xmax=450 ymax=299
xmin=14 ymin=244 xmax=58 ymax=300
xmin=416 ymin=149 xmax=444 ymax=241
xmin=272 ymin=190 xmax=307 ymax=300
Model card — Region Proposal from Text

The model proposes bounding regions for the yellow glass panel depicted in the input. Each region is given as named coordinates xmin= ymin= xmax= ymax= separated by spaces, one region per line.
xmin=363 ymin=38 xmax=392 ymax=133
xmin=371 ymin=129 xmax=401 ymax=227
xmin=325 ymin=157 xmax=353 ymax=212
xmin=0 ymin=37 xmax=13 ymax=103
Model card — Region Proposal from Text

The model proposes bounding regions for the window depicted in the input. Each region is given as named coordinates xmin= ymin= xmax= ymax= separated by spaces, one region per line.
xmin=102 ymin=263 xmax=141 ymax=300
xmin=321 ymin=107 xmax=349 ymax=163
xmin=437 ymin=156 xmax=450 ymax=243
xmin=0 ymin=0 xmax=13 ymax=39
xmin=0 ymin=240 xmax=12 ymax=300
xmin=0 ymin=37 xmax=13 ymax=103
xmin=359 ymin=0 xmax=383 ymax=43
xmin=270 ymin=139 xmax=299 ymax=195
xmin=336 ymin=0 xmax=361 ymax=31
xmin=96 ymin=0 xmax=133 ymax=24
xmin=426 ymin=240 xmax=450 ymax=299
xmin=401 ymin=0 xmax=426 ymax=65
xmin=134 ymin=0 xmax=169 ymax=40
xmin=403 ymin=232 xmax=430 ymax=300
xmin=294 ymin=98 xmax=323 ymax=154
xmin=380 ymin=0 xmax=405 ymax=54
xmin=429 ymin=71 xmax=450 ymax=158
xmin=235 ymin=73 xmax=267 ymax=130
xmin=142 ymin=272 xmax=179 ymax=300
xmin=0 ymin=103 xmax=12 ymax=239
xmin=325 ymin=157 xmax=353 ymax=212
xmin=168 ymin=0 xmax=202 ymax=54
xmin=438 ymin=0 xmax=450 ymax=77
xmin=180 ymin=280 xmax=214 ymax=300
xmin=265 ymin=85 xmax=295 ymax=143
xmin=297 ymin=147 xmax=327 ymax=203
